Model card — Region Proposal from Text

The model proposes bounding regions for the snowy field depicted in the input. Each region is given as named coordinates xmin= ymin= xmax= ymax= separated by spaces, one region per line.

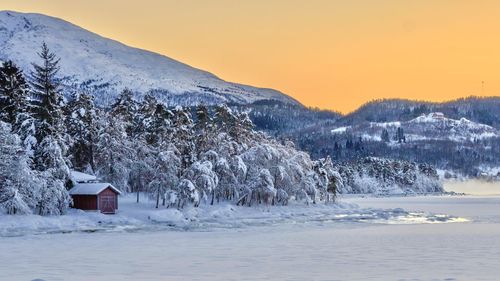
xmin=1 ymin=180 xmax=499 ymax=281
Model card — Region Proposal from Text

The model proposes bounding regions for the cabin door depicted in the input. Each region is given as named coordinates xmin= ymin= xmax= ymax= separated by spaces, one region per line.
xmin=100 ymin=195 xmax=115 ymax=213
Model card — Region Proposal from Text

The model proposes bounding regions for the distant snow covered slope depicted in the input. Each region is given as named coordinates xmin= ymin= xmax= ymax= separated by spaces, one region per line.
xmin=332 ymin=112 xmax=499 ymax=142
xmin=0 ymin=11 xmax=299 ymax=106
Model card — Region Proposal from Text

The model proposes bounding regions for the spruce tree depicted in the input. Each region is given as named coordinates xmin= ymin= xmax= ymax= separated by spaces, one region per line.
xmin=29 ymin=42 xmax=71 ymax=199
xmin=0 ymin=61 xmax=30 ymax=129
xmin=30 ymin=42 xmax=64 ymax=142
xmin=0 ymin=61 xmax=37 ymax=153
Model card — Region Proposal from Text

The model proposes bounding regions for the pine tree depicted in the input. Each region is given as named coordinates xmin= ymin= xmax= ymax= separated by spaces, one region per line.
xmin=213 ymin=104 xmax=234 ymax=131
xmin=110 ymin=88 xmax=137 ymax=136
xmin=0 ymin=61 xmax=30 ymax=129
xmin=137 ymin=94 xmax=173 ymax=146
xmin=194 ymin=105 xmax=215 ymax=154
xmin=232 ymin=111 xmax=255 ymax=144
xmin=172 ymin=106 xmax=195 ymax=169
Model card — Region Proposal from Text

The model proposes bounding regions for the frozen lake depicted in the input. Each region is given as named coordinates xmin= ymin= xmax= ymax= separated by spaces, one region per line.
xmin=1 ymin=181 xmax=500 ymax=281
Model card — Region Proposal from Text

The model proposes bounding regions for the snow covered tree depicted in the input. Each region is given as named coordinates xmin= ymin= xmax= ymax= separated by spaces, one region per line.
xmin=147 ymin=150 xmax=181 ymax=208
xmin=255 ymin=169 xmax=277 ymax=205
xmin=135 ymin=94 xmax=157 ymax=136
xmin=36 ymin=136 xmax=70 ymax=180
xmin=0 ymin=60 xmax=30 ymax=129
xmin=30 ymin=42 xmax=65 ymax=142
xmin=129 ymin=160 xmax=154 ymax=203
xmin=0 ymin=122 xmax=40 ymax=214
xmin=314 ymin=156 xmax=343 ymax=203
xmin=65 ymin=92 xmax=98 ymax=171
xmin=0 ymin=60 xmax=36 ymax=155
xmin=194 ymin=105 xmax=216 ymax=154
xmin=176 ymin=179 xmax=199 ymax=208
xmin=137 ymin=94 xmax=173 ymax=147
xmin=28 ymin=43 xmax=70 ymax=186
xmin=171 ymin=106 xmax=195 ymax=169
xmin=269 ymin=165 xmax=292 ymax=205
xmin=37 ymin=172 xmax=71 ymax=216
xmin=110 ymin=88 xmax=137 ymax=136
xmin=213 ymin=104 xmax=256 ymax=145
xmin=94 ymin=114 xmax=135 ymax=192
xmin=214 ymin=157 xmax=238 ymax=202
xmin=183 ymin=160 xmax=218 ymax=205
xmin=335 ymin=157 xmax=442 ymax=194
xmin=231 ymin=111 xmax=256 ymax=144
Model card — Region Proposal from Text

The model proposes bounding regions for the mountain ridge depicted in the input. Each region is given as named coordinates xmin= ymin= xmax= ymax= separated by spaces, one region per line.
xmin=0 ymin=10 xmax=300 ymax=106
xmin=337 ymin=96 xmax=500 ymax=128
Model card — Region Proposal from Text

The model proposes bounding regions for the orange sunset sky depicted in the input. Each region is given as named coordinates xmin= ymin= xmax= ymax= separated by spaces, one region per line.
xmin=1 ymin=0 xmax=500 ymax=113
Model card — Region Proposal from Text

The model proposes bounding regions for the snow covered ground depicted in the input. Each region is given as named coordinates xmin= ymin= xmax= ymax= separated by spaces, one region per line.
xmin=1 ymin=180 xmax=499 ymax=280
xmin=0 ymin=194 xmax=462 ymax=237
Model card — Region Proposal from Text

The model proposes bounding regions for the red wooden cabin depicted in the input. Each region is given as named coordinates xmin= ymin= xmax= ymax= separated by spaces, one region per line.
xmin=69 ymin=183 xmax=122 ymax=214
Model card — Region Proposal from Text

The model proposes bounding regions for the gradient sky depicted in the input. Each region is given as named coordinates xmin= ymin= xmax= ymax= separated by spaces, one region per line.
xmin=1 ymin=0 xmax=500 ymax=113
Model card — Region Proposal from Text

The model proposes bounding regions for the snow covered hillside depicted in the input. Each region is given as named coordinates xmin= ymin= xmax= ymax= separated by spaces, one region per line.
xmin=0 ymin=11 xmax=299 ymax=106
xmin=332 ymin=112 xmax=499 ymax=142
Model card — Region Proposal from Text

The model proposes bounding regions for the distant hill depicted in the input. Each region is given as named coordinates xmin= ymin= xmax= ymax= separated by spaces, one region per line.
xmin=333 ymin=112 xmax=499 ymax=143
xmin=245 ymin=97 xmax=500 ymax=177
xmin=337 ymin=96 xmax=500 ymax=129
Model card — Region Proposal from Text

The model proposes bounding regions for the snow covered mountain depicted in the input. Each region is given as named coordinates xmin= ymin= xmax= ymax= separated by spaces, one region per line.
xmin=0 ymin=11 xmax=299 ymax=106
xmin=331 ymin=112 xmax=499 ymax=142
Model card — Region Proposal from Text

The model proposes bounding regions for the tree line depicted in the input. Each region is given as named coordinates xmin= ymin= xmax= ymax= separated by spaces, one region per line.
xmin=0 ymin=43 xmax=342 ymax=215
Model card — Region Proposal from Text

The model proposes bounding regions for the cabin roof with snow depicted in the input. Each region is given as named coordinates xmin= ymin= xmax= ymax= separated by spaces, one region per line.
xmin=69 ymin=183 xmax=122 ymax=195
xmin=71 ymin=170 xmax=98 ymax=183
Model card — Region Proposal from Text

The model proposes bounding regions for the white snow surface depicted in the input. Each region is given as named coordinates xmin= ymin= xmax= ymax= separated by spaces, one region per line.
xmin=360 ymin=112 xmax=499 ymax=142
xmin=70 ymin=170 xmax=97 ymax=183
xmin=68 ymin=183 xmax=121 ymax=195
xmin=1 ymin=181 xmax=500 ymax=280
xmin=0 ymin=11 xmax=298 ymax=105
xmin=0 ymin=193 xmax=465 ymax=237
xmin=332 ymin=113 xmax=499 ymax=142
xmin=330 ymin=126 xmax=349 ymax=133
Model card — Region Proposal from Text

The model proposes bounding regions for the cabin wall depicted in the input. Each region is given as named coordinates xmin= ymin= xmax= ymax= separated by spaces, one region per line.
xmin=72 ymin=195 xmax=98 ymax=210
xmin=98 ymin=188 xmax=118 ymax=214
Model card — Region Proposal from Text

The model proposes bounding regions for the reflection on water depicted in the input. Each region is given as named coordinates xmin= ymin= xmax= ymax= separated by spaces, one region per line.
xmin=377 ymin=212 xmax=470 ymax=224
xmin=444 ymin=179 xmax=500 ymax=195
